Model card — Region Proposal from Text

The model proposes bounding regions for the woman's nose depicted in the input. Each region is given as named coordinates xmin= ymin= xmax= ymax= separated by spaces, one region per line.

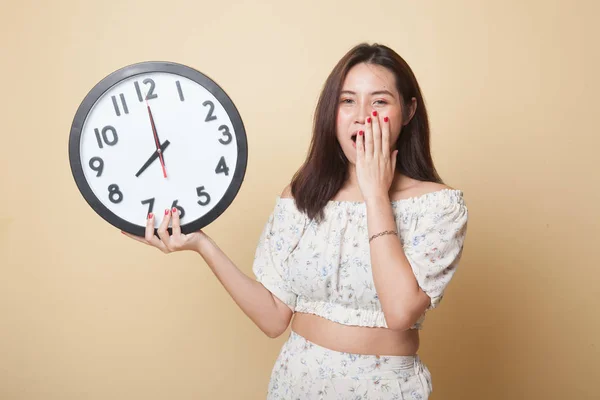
xmin=354 ymin=100 xmax=371 ymax=123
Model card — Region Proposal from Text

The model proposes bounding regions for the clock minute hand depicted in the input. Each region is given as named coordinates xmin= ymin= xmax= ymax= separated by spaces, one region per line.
xmin=145 ymin=100 xmax=167 ymax=178
xmin=135 ymin=140 xmax=171 ymax=178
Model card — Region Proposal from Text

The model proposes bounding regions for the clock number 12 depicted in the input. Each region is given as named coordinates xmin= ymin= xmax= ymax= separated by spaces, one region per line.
xmin=134 ymin=79 xmax=158 ymax=102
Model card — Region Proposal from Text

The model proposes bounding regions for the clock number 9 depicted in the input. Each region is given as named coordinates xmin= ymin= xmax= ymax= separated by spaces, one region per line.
xmin=218 ymin=125 xmax=232 ymax=145
xmin=89 ymin=157 xmax=104 ymax=177
xmin=196 ymin=186 xmax=211 ymax=206
xmin=108 ymin=184 xmax=123 ymax=204
xmin=94 ymin=126 xmax=119 ymax=149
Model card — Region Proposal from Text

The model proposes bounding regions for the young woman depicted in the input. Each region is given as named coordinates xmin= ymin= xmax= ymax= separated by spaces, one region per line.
xmin=123 ymin=43 xmax=468 ymax=399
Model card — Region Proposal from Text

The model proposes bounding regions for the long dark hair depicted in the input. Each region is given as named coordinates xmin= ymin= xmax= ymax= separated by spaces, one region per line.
xmin=290 ymin=43 xmax=443 ymax=222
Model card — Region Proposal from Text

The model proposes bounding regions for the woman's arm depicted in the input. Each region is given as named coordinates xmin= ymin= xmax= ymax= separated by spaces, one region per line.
xmin=122 ymin=208 xmax=293 ymax=339
xmin=365 ymin=195 xmax=431 ymax=331
xmin=196 ymin=236 xmax=294 ymax=338
xmin=354 ymin=113 xmax=431 ymax=330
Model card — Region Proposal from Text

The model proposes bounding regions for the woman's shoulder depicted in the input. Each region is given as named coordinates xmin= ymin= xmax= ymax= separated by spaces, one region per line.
xmin=272 ymin=185 xmax=307 ymax=222
xmin=390 ymin=180 xmax=463 ymax=205
xmin=280 ymin=184 xmax=293 ymax=199
xmin=275 ymin=184 xmax=297 ymax=208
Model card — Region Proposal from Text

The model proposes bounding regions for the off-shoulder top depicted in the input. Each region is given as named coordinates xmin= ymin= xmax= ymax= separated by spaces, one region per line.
xmin=252 ymin=188 xmax=468 ymax=330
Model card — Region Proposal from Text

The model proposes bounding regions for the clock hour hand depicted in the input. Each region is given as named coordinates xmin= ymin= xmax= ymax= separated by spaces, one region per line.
xmin=135 ymin=140 xmax=171 ymax=178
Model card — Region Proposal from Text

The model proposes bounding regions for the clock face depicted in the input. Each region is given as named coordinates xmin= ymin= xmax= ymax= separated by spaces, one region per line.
xmin=69 ymin=62 xmax=247 ymax=236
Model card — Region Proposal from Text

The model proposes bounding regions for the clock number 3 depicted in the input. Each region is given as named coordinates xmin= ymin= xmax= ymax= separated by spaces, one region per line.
xmin=218 ymin=125 xmax=233 ymax=145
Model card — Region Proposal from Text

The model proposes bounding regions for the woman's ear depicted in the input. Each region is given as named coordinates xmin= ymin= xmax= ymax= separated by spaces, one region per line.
xmin=403 ymin=97 xmax=418 ymax=126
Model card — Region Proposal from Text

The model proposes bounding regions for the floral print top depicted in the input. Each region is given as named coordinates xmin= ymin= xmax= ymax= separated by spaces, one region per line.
xmin=252 ymin=188 xmax=468 ymax=330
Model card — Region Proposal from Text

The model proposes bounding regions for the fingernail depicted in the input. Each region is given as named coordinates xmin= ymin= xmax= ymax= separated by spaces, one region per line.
xmin=165 ymin=209 xmax=170 ymax=215
xmin=384 ymin=116 xmax=389 ymax=122
xmin=367 ymin=117 xmax=371 ymax=123
xmin=148 ymin=213 xmax=153 ymax=219
xmin=372 ymin=110 xmax=378 ymax=116
xmin=172 ymin=207 xmax=177 ymax=214
xmin=359 ymin=131 xmax=364 ymax=136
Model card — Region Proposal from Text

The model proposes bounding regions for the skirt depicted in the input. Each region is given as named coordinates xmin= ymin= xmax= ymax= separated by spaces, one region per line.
xmin=266 ymin=331 xmax=433 ymax=399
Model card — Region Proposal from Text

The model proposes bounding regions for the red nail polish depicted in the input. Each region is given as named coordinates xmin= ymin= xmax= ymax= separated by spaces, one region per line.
xmin=384 ymin=116 xmax=389 ymax=122
xmin=367 ymin=117 xmax=371 ymax=123
xmin=359 ymin=131 xmax=364 ymax=136
xmin=165 ymin=209 xmax=170 ymax=215
xmin=372 ymin=110 xmax=378 ymax=116
xmin=148 ymin=213 xmax=153 ymax=219
xmin=172 ymin=207 xmax=177 ymax=214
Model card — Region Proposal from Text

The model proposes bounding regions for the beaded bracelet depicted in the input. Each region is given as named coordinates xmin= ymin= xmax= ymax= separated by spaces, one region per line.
xmin=368 ymin=230 xmax=398 ymax=243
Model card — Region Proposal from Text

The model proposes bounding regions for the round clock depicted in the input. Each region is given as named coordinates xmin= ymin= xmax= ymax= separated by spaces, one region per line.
xmin=69 ymin=61 xmax=247 ymax=236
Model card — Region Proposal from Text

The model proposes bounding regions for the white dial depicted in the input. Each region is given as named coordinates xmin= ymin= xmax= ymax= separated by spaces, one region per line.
xmin=70 ymin=63 xmax=247 ymax=235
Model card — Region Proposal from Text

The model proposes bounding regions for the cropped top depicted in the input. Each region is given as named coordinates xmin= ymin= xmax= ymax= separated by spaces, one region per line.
xmin=252 ymin=188 xmax=468 ymax=330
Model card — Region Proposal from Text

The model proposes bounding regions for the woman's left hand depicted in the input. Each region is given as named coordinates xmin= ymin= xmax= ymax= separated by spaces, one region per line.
xmin=356 ymin=111 xmax=398 ymax=202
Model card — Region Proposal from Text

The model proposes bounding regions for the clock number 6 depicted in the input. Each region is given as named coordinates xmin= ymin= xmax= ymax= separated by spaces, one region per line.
xmin=171 ymin=200 xmax=185 ymax=219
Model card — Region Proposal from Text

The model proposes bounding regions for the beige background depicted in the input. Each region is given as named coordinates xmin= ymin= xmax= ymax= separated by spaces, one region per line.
xmin=1 ymin=0 xmax=599 ymax=399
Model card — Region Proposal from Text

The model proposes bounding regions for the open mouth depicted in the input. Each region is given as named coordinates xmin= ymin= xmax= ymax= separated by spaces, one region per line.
xmin=351 ymin=134 xmax=357 ymax=143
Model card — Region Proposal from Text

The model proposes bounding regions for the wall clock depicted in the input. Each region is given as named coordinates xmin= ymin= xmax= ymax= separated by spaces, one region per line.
xmin=69 ymin=61 xmax=247 ymax=236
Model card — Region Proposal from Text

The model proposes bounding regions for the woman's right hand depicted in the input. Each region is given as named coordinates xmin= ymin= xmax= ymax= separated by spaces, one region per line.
xmin=121 ymin=207 xmax=211 ymax=254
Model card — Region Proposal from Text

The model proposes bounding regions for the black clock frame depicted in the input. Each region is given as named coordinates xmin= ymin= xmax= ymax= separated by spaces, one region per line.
xmin=69 ymin=61 xmax=248 ymax=236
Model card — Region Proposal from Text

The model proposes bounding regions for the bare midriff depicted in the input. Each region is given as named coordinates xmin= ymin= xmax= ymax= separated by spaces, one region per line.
xmin=291 ymin=312 xmax=420 ymax=356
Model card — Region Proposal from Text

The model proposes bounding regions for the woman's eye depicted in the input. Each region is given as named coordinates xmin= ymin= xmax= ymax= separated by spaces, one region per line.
xmin=340 ymin=98 xmax=354 ymax=104
xmin=374 ymin=100 xmax=388 ymax=105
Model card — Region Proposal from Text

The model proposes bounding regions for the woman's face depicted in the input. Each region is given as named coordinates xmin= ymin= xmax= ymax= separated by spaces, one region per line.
xmin=336 ymin=62 xmax=412 ymax=165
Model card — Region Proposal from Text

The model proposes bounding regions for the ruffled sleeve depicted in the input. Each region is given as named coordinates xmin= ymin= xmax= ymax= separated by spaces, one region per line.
xmin=404 ymin=191 xmax=468 ymax=310
xmin=252 ymin=197 xmax=307 ymax=311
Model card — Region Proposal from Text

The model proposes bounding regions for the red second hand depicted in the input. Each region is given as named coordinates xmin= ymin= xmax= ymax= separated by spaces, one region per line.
xmin=145 ymin=99 xmax=167 ymax=178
